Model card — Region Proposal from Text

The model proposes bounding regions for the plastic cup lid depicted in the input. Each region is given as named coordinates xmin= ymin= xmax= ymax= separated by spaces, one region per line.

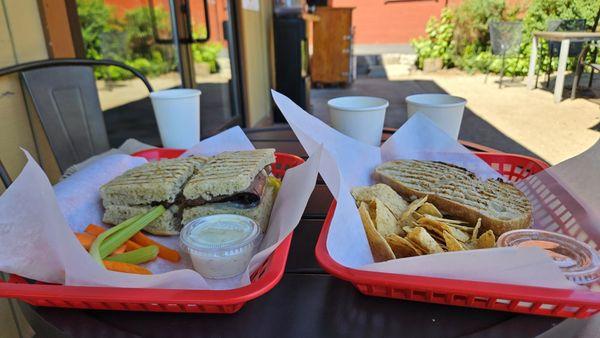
xmin=497 ymin=229 xmax=600 ymax=285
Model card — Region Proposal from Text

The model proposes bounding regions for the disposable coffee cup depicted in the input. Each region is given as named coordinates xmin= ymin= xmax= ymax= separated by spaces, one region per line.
xmin=150 ymin=89 xmax=201 ymax=148
xmin=405 ymin=94 xmax=466 ymax=140
xmin=328 ymin=96 xmax=389 ymax=146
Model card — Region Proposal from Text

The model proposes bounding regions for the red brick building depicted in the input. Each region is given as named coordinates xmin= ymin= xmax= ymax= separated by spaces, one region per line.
xmin=330 ymin=0 xmax=461 ymax=44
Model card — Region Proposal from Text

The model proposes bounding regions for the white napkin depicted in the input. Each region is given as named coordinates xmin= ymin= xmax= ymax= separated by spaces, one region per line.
xmin=0 ymin=127 xmax=321 ymax=290
xmin=273 ymin=89 xmax=598 ymax=290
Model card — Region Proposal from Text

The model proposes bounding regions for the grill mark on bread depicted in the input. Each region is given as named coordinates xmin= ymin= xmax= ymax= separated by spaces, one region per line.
xmin=183 ymin=149 xmax=275 ymax=201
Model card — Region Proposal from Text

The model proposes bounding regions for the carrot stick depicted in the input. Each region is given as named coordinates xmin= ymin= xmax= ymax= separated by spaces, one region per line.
xmin=85 ymin=224 xmax=140 ymax=252
xmin=131 ymin=232 xmax=180 ymax=263
xmin=111 ymin=244 xmax=127 ymax=256
xmin=103 ymin=260 xmax=152 ymax=275
xmin=126 ymin=240 xmax=142 ymax=251
xmin=75 ymin=232 xmax=95 ymax=250
xmin=85 ymin=224 xmax=109 ymax=236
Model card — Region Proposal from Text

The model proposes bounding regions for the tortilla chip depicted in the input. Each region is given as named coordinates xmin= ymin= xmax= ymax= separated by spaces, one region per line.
xmin=351 ymin=184 xmax=408 ymax=219
xmin=367 ymin=198 xmax=399 ymax=236
xmin=476 ymin=230 xmax=496 ymax=249
xmin=399 ymin=196 xmax=427 ymax=227
xmin=358 ymin=203 xmax=395 ymax=262
xmin=406 ymin=226 xmax=443 ymax=254
xmin=385 ymin=234 xmax=420 ymax=258
xmin=418 ymin=217 xmax=470 ymax=243
xmin=417 ymin=202 xmax=443 ymax=218
xmin=423 ymin=214 xmax=469 ymax=225
xmin=471 ymin=218 xmax=482 ymax=242
xmin=443 ymin=231 xmax=465 ymax=251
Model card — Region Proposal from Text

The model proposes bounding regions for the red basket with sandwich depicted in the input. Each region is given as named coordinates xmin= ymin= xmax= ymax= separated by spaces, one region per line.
xmin=0 ymin=149 xmax=304 ymax=314
xmin=315 ymin=152 xmax=600 ymax=318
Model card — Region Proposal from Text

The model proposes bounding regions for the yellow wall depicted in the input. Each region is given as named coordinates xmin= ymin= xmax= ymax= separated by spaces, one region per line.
xmin=0 ymin=0 xmax=61 ymax=191
xmin=237 ymin=0 xmax=274 ymax=127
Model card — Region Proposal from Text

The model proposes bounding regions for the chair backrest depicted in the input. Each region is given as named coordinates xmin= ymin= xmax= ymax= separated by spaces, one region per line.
xmin=489 ymin=21 xmax=523 ymax=56
xmin=547 ymin=18 xmax=587 ymax=56
xmin=0 ymin=159 xmax=11 ymax=188
xmin=21 ymin=66 xmax=111 ymax=172
xmin=547 ymin=18 xmax=587 ymax=32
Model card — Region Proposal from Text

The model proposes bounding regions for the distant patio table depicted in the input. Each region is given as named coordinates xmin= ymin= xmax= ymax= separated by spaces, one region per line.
xmin=526 ymin=31 xmax=600 ymax=103
xmin=14 ymin=126 xmax=573 ymax=337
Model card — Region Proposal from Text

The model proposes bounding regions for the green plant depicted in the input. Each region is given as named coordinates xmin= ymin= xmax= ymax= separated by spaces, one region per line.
xmin=411 ymin=8 xmax=456 ymax=69
xmin=192 ymin=41 xmax=222 ymax=73
xmin=412 ymin=0 xmax=599 ymax=76
xmin=76 ymin=0 xmax=176 ymax=81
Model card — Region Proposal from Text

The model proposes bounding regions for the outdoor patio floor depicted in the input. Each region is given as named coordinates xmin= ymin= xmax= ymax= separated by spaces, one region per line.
xmin=310 ymin=70 xmax=600 ymax=165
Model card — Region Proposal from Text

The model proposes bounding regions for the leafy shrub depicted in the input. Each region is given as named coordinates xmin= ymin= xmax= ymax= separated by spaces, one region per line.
xmin=192 ymin=42 xmax=222 ymax=73
xmin=412 ymin=8 xmax=456 ymax=69
xmin=412 ymin=0 xmax=599 ymax=76
xmin=76 ymin=0 xmax=222 ymax=80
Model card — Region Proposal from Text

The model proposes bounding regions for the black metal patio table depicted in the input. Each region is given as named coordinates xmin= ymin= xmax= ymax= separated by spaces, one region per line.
xmin=15 ymin=126 xmax=567 ymax=338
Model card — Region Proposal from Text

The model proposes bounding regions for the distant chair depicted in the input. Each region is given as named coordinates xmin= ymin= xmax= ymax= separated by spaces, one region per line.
xmin=571 ymin=7 xmax=600 ymax=99
xmin=537 ymin=18 xmax=587 ymax=88
xmin=0 ymin=58 xmax=153 ymax=174
xmin=487 ymin=21 xmax=523 ymax=88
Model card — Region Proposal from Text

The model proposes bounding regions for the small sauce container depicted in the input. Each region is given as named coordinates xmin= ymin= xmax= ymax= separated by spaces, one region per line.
xmin=180 ymin=215 xmax=261 ymax=279
xmin=497 ymin=229 xmax=600 ymax=285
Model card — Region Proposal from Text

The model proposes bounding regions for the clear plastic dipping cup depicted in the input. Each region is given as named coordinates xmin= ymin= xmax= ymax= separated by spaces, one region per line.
xmin=405 ymin=94 xmax=466 ymax=140
xmin=328 ymin=96 xmax=389 ymax=146
xmin=150 ymin=89 xmax=201 ymax=148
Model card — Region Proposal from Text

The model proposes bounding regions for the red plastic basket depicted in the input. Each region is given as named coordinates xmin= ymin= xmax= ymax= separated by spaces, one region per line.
xmin=0 ymin=149 xmax=305 ymax=313
xmin=315 ymin=152 xmax=600 ymax=318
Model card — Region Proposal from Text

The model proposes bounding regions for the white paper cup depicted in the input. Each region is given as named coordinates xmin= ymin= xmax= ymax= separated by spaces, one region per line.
xmin=328 ymin=96 xmax=389 ymax=146
xmin=406 ymin=94 xmax=466 ymax=140
xmin=150 ymin=89 xmax=201 ymax=149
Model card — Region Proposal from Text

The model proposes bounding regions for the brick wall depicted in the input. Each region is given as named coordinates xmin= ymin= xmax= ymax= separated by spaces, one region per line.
xmin=330 ymin=0 xmax=462 ymax=44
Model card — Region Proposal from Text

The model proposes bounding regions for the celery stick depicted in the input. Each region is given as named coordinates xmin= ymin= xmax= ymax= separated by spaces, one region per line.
xmin=89 ymin=214 xmax=143 ymax=265
xmin=99 ymin=205 xmax=165 ymax=258
xmin=105 ymin=245 xmax=159 ymax=264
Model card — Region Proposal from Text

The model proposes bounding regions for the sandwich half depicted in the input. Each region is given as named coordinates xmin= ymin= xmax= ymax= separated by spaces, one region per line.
xmin=374 ymin=160 xmax=532 ymax=235
xmin=182 ymin=149 xmax=277 ymax=231
xmin=100 ymin=156 xmax=208 ymax=235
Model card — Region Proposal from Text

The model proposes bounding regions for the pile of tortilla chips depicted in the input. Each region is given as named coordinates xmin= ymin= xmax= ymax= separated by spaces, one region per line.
xmin=352 ymin=184 xmax=496 ymax=262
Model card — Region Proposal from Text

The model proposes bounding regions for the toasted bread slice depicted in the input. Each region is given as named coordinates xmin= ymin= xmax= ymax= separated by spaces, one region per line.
xmin=101 ymin=157 xmax=208 ymax=206
xmin=183 ymin=149 xmax=275 ymax=201
xmin=374 ymin=160 xmax=532 ymax=235
xmin=103 ymin=205 xmax=181 ymax=236
xmin=182 ymin=182 xmax=277 ymax=232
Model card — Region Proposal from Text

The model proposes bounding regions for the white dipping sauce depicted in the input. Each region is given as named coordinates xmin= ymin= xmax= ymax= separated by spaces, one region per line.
xmin=180 ymin=215 xmax=260 ymax=279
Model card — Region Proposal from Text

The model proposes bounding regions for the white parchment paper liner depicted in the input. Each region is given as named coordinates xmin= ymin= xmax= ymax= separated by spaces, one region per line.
xmin=273 ymin=90 xmax=600 ymax=290
xmin=0 ymin=127 xmax=321 ymax=290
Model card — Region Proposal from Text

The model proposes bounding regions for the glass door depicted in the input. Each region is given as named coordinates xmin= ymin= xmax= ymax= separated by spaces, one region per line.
xmin=75 ymin=0 xmax=242 ymax=146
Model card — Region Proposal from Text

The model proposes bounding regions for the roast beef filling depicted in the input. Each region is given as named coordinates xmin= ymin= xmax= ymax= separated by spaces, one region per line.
xmin=185 ymin=170 xmax=268 ymax=209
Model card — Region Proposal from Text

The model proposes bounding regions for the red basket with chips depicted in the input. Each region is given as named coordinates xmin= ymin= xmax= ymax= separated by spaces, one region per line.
xmin=315 ymin=152 xmax=600 ymax=318
xmin=0 ymin=149 xmax=304 ymax=313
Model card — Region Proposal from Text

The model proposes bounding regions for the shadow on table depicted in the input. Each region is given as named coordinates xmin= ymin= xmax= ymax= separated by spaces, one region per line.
xmin=310 ymin=78 xmax=545 ymax=161
xmin=26 ymin=275 xmax=561 ymax=338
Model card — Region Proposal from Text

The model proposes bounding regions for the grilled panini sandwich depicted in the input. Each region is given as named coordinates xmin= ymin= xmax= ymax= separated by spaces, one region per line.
xmin=374 ymin=160 xmax=532 ymax=236
xmin=100 ymin=156 xmax=208 ymax=235
xmin=182 ymin=149 xmax=277 ymax=232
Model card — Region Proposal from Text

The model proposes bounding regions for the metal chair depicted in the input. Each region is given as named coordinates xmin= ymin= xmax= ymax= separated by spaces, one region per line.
xmin=537 ymin=19 xmax=587 ymax=89
xmin=571 ymin=8 xmax=600 ymax=99
xmin=0 ymin=159 xmax=11 ymax=188
xmin=0 ymin=58 xmax=153 ymax=174
xmin=487 ymin=21 xmax=523 ymax=88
